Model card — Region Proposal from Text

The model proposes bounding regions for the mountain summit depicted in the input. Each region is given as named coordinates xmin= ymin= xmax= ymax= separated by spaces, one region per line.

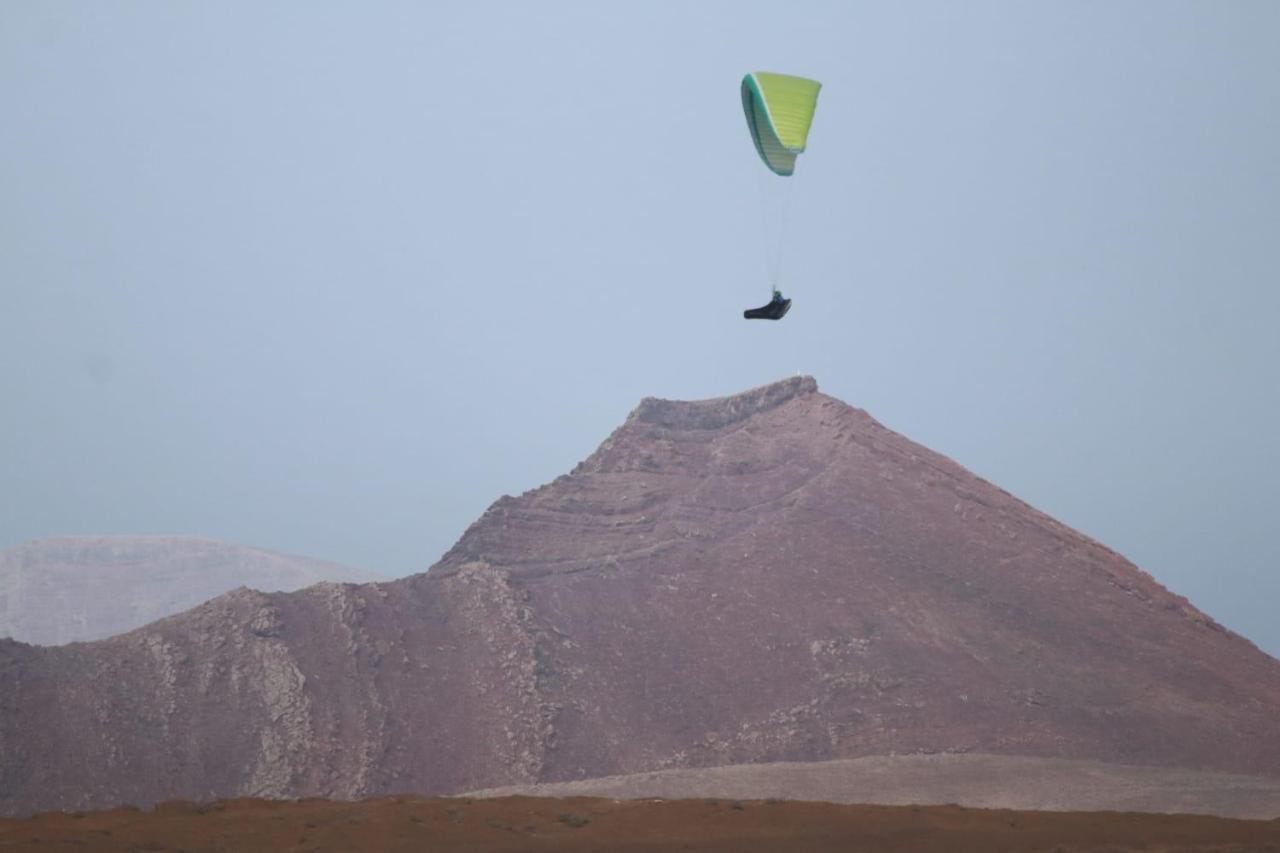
xmin=2 ymin=377 xmax=1277 ymax=815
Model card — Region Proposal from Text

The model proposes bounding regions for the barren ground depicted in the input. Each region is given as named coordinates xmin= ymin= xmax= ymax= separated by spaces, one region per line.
xmin=469 ymin=754 xmax=1280 ymax=819
xmin=3 ymin=796 xmax=1279 ymax=853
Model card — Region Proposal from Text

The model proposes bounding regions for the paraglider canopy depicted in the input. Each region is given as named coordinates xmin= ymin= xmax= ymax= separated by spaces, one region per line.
xmin=741 ymin=72 xmax=823 ymax=176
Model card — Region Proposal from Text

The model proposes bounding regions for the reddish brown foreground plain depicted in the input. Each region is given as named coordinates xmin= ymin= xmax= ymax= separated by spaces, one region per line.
xmin=3 ymin=796 xmax=1279 ymax=853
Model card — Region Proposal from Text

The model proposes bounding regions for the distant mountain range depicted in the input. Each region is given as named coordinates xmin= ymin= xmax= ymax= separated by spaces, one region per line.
xmin=0 ymin=535 xmax=384 ymax=645
xmin=2 ymin=376 xmax=1277 ymax=816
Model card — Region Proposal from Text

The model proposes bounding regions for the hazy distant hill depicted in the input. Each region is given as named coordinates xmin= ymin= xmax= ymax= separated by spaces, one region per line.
xmin=0 ymin=535 xmax=384 ymax=645
xmin=2 ymin=377 xmax=1277 ymax=816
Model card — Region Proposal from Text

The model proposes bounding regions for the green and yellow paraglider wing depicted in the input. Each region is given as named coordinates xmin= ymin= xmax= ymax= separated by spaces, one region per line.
xmin=741 ymin=72 xmax=822 ymax=176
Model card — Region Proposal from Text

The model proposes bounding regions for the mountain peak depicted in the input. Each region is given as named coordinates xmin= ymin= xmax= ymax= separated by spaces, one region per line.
xmin=629 ymin=375 xmax=819 ymax=430
xmin=3 ymin=378 xmax=1279 ymax=816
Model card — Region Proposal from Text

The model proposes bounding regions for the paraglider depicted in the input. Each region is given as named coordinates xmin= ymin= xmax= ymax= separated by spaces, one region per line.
xmin=740 ymin=71 xmax=821 ymax=321
xmin=743 ymin=289 xmax=791 ymax=320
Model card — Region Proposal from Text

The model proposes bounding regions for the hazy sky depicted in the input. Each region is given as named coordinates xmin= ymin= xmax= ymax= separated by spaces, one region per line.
xmin=3 ymin=2 xmax=1277 ymax=656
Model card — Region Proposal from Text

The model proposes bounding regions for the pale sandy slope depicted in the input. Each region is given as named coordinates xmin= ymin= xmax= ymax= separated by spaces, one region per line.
xmin=468 ymin=754 xmax=1280 ymax=819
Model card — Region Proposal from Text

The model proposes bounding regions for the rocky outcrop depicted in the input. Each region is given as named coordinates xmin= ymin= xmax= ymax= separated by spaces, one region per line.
xmin=2 ymin=377 xmax=1279 ymax=815
xmin=0 ymin=536 xmax=384 ymax=645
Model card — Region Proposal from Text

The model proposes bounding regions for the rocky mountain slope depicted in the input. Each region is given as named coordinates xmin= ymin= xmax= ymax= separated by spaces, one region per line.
xmin=2 ymin=377 xmax=1278 ymax=816
xmin=0 ymin=536 xmax=383 ymax=645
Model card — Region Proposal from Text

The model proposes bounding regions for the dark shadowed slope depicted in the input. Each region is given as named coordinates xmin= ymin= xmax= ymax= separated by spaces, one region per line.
xmin=2 ymin=377 xmax=1278 ymax=816
xmin=0 ymin=536 xmax=385 ymax=645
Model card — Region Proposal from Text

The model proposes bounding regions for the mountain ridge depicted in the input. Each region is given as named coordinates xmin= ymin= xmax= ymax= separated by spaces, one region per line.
xmin=2 ymin=376 xmax=1276 ymax=816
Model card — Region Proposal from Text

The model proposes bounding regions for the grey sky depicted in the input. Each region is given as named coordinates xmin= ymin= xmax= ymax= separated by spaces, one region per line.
xmin=3 ymin=2 xmax=1278 ymax=655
